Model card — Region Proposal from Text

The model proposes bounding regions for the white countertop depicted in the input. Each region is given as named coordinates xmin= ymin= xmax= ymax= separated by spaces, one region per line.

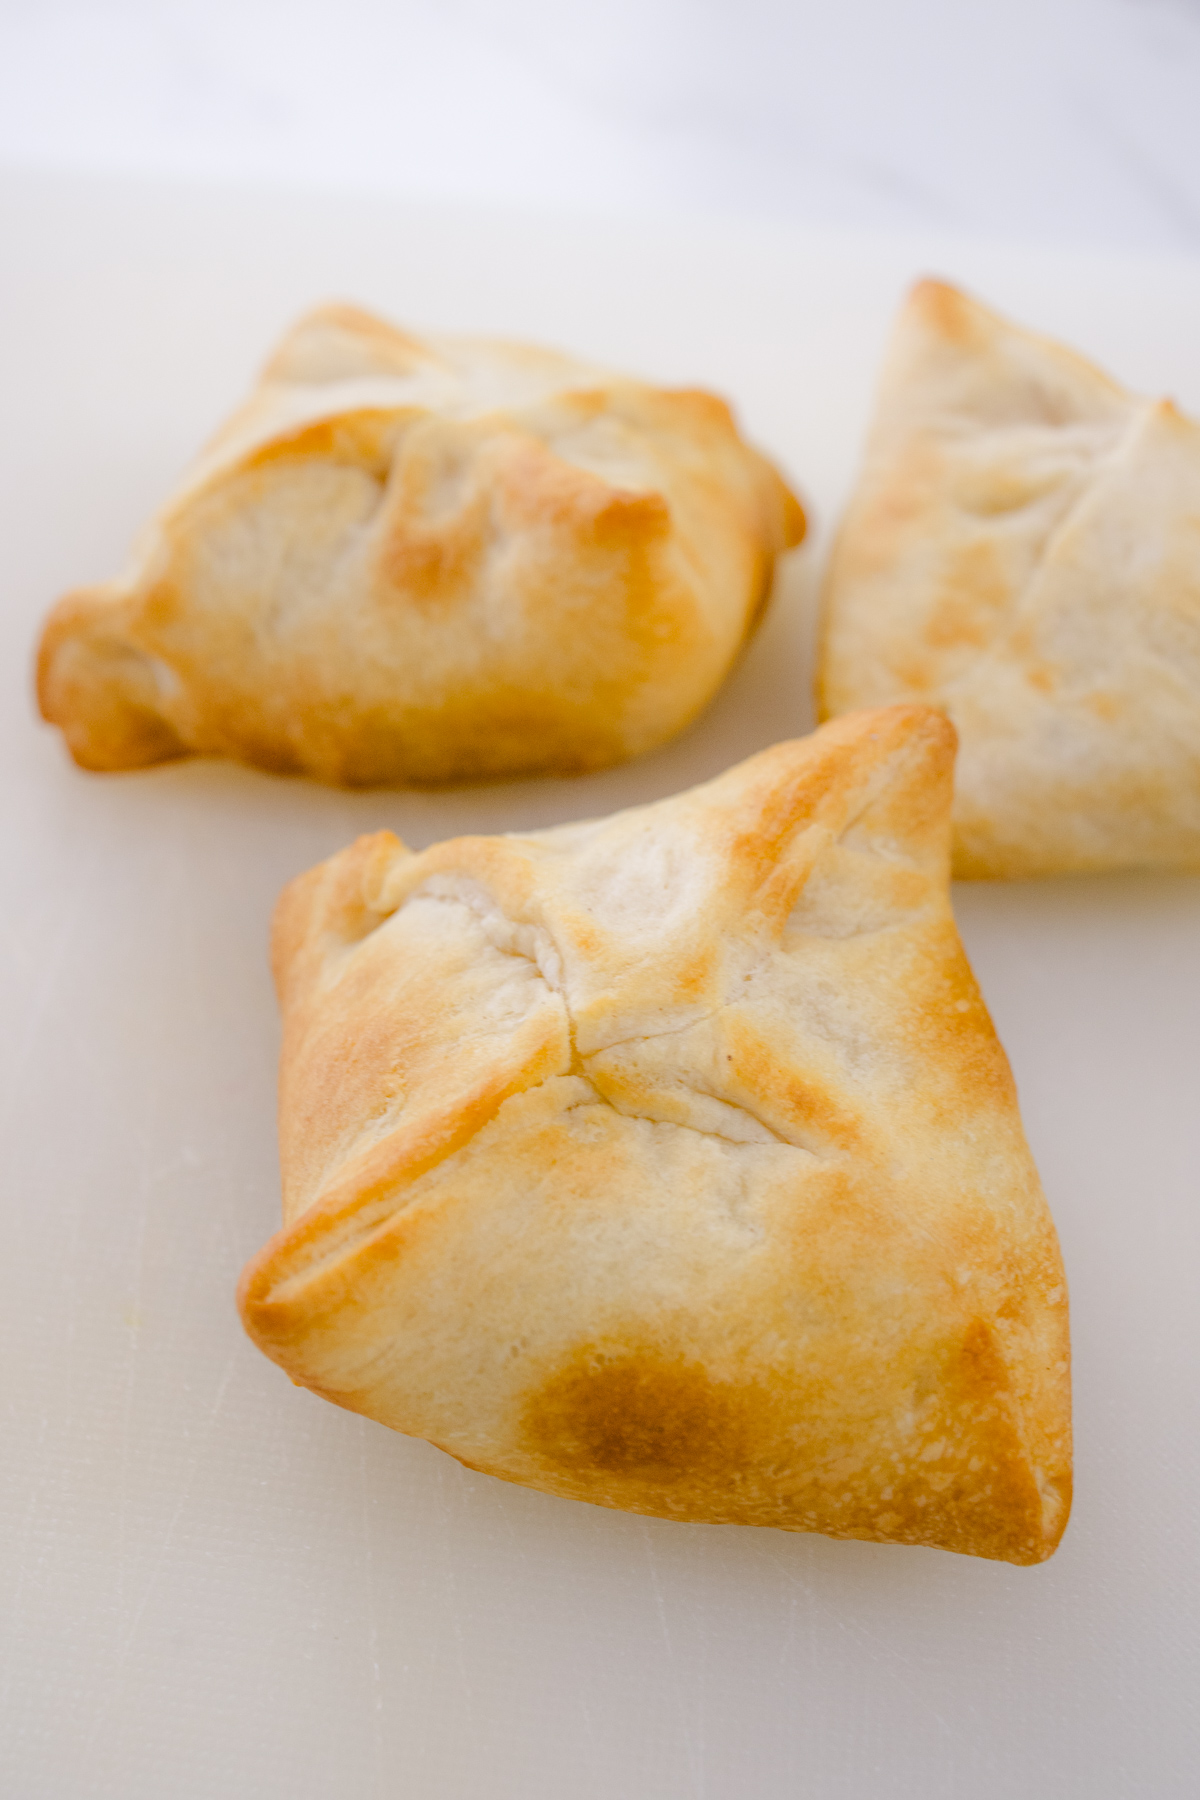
xmin=3 ymin=0 xmax=1200 ymax=254
xmin=2 ymin=165 xmax=1199 ymax=1799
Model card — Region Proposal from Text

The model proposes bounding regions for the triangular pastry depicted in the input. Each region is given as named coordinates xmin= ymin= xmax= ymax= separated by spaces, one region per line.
xmin=37 ymin=304 xmax=803 ymax=786
xmin=239 ymin=707 xmax=1071 ymax=1564
xmin=818 ymin=280 xmax=1200 ymax=877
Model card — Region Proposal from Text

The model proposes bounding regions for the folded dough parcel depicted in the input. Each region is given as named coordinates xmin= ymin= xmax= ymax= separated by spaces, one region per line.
xmin=820 ymin=279 xmax=1200 ymax=877
xmin=37 ymin=303 xmax=803 ymax=787
xmin=239 ymin=707 xmax=1071 ymax=1564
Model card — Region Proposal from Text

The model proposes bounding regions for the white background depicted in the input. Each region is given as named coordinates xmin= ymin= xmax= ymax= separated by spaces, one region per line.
xmin=3 ymin=0 xmax=1200 ymax=251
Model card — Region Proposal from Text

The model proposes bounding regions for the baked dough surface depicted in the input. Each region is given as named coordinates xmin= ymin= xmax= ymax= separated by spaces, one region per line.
xmin=240 ymin=706 xmax=1071 ymax=1563
xmin=38 ymin=305 xmax=803 ymax=785
xmin=819 ymin=280 xmax=1200 ymax=876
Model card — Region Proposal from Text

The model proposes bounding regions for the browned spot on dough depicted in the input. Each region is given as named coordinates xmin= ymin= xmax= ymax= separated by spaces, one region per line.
xmin=837 ymin=1319 xmax=1055 ymax=1564
xmin=957 ymin=1315 xmax=1007 ymax=1398
xmin=926 ymin=539 xmax=1011 ymax=649
xmin=897 ymin=923 xmax=1017 ymax=1115
xmin=521 ymin=1343 xmax=752 ymax=1480
xmin=243 ymin=409 xmax=401 ymax=476
xmin=925 ymin=594 xmax=992 ymax=651
xmin=672 ymin=942 xmax=720 ymax=1000
xmin=724 ymin=1014 xmax=862 ymax=1152
xmin=516 ymin=1321 xmax=1061 ymax=1562
xmin=910 ymin=278 xmax=981 ymax=347
xmin=378 ymin=516 xmax=485 ymax=609
xmin=890 ymin=650 xmax=939 ymax=693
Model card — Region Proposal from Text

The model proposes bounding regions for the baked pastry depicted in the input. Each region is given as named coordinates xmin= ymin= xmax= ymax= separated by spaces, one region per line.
xmin=37 ymin=304 xmax=803 ymax=785
xmin=818 ymin=279 xmax=1200 ymax=876
xmin=239 ymin=705 xmax=1071 ymax=1564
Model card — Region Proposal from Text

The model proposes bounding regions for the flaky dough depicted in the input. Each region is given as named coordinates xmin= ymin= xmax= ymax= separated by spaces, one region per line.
xmin=239 ymin=707 xmax=1071 ymax=1563
xmin=819 ymin=280 xmax=1200 ymax=877
xmin=38 ymin=304 xmax=803 ymax=786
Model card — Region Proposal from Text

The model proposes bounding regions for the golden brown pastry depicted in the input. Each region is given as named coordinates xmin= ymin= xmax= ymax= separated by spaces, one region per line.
xmin=818 ymin=279 xmax=1200 ymax=877
xmin=37 ymin=304 xmax=803 ymax=786
xmin=239 ymin=706 xmax=1071 ymax=1564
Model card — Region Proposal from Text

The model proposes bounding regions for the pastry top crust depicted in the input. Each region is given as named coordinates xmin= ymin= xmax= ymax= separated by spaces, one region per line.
xmin=240 ymin=705 xmax=1071 ymax=1564
xmin=38 ymin=304 xmax=803 ymax=786
xmin=818 ymin=279 xmax=1200 ymax=877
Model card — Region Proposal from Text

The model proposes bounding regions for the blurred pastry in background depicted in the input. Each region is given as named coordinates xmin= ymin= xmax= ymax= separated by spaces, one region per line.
xmin=37 ymin=304 xmax=803 ymax=787
xmin=818 ymin=279 xmax=1200 ymax=877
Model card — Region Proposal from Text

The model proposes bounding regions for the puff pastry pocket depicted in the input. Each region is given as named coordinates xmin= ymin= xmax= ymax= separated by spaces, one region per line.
xmin=819 ymin=279 xmax=1200 ymax=876
xmin=37 ymin=304 xmax=803 ymax=786
xmin=240 ymin=706 xmax=1071 ymax=1564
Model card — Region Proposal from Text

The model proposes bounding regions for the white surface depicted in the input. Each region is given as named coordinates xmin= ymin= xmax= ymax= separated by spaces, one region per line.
xmin=2 ymin=168 xmax=1199 ymax=1799
xmin=3 ymin=0 xmax=1200 ymax=254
